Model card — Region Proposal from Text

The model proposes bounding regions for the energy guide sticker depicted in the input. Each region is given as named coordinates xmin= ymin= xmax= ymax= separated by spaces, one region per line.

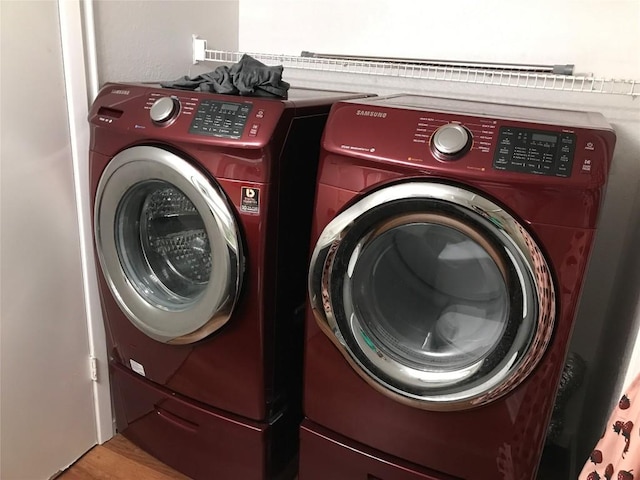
xmin=240 ymin=187 xmax=260 ymax=214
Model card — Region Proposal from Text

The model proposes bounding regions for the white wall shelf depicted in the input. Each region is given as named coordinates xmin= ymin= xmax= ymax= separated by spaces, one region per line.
xmin=192 ymin=38 xmax=638 ymax=97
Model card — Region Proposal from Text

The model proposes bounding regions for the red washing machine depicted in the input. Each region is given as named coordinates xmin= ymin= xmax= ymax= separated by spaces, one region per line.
xmin=89 ymin=83 xmax=371 ymax=480
xmin=300 ymin=95 xmax=616 ymax=480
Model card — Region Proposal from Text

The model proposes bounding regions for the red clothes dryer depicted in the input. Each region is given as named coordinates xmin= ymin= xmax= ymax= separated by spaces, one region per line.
xmin=300 ymin=95 xmax=616 ymax=480
xmin=89 ymin=83 xmax=371 ymax=480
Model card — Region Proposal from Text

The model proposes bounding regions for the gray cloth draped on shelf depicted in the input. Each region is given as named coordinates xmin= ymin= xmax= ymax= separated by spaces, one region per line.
xmin=161 ymin=54 xmax=290 ymax=98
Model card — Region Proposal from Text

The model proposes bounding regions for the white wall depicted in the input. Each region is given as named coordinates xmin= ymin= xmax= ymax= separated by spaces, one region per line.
xmin=93 ymin=0 xmax=239 ymax=84
xmin=0 ymin=2 xmax=97 ymax=478
xmin=239 ymin=0 xmax=640 ymax=78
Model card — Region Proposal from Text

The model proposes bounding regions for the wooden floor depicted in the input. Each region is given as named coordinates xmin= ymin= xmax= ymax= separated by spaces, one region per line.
xmin=57 ymin=432 xmax=565 ymax=479
xmin=58 ymin=434 xmax=190 ymax=480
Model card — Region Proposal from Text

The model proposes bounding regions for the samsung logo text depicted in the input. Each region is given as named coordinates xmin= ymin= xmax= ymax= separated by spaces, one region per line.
xmin=356 ymin=110 xmax=387 ymax=118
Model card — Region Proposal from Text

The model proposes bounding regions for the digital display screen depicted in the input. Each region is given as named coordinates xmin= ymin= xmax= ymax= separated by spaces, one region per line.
xmin=531 ymin=133 xmax=557 ymax=143
xmin=221 ymin=104 xmax=240 ymax=112
xmin=493 ymin=126 xmax=575 ymax=178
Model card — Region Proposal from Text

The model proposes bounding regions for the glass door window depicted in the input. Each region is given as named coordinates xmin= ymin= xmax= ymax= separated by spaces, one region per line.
xmin=116 ymin=181 xmax=212 ymax=310
xmin=95 ymin=146 xmax=243 ymax=344
xmin=350 ymin=219 xmax=509 ymax=374
xmin=309 ymin=182 xmax=555 ymax=410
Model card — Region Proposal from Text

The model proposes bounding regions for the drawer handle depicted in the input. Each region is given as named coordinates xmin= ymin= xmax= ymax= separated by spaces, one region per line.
xmin=155 ymin=406 xmax=199 ymax=433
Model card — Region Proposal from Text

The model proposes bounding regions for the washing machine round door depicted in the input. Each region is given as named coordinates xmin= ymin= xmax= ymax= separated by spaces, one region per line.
xmin=95 ymin=146 xmax=243 ymax=344
xmin=309 ymin=182 xmax=556 ymax=410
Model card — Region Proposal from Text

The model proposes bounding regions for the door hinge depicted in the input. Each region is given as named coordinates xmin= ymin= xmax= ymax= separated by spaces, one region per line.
xmin=90 ymin=356 xmax=98 ymax=382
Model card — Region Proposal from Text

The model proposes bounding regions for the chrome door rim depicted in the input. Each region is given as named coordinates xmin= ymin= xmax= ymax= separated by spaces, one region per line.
xmin=308 ymin=181 xmax=555 ymax=410
xmin=95 ymin=146 xmax=243 ymax=344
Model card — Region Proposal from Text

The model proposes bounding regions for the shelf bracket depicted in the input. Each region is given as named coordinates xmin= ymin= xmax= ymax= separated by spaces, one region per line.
xmin=192 ymin=35 xmax=207 ymax=64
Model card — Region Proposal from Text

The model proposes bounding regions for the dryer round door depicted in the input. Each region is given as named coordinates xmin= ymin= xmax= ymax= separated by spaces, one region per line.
xmin=94 ymin=146 xmax=243 ymax=344
xmin=309 ymin=182 xmax=556 ymax=410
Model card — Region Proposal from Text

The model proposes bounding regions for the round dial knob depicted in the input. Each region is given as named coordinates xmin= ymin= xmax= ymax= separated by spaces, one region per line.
xmin=150 ymin=96 xmax=179 ymax=124
xmin=432 ymin=124 xmax=471 ymax=158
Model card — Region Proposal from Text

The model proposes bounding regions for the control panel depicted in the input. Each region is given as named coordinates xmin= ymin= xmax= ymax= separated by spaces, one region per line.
xmin=189 ymin=100 xmax=252 ymax=139
xmin=493 ymin=127 xmax=576 ymax=177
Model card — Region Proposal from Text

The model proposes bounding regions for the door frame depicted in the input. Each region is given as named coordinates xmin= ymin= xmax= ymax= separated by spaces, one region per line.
xmin=59 ymin=0 xmax=113 ymax=443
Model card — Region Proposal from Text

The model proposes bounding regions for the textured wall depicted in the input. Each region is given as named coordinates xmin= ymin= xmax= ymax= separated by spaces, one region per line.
xmin=93 ymin=0 xmax=239 ymax=84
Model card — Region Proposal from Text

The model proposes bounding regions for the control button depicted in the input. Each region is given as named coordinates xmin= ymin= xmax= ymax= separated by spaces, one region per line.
xmin=150 ymin=97 xmax=180 ymax=124
xmin=431 ymin=124 xmax=471 ymax=158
